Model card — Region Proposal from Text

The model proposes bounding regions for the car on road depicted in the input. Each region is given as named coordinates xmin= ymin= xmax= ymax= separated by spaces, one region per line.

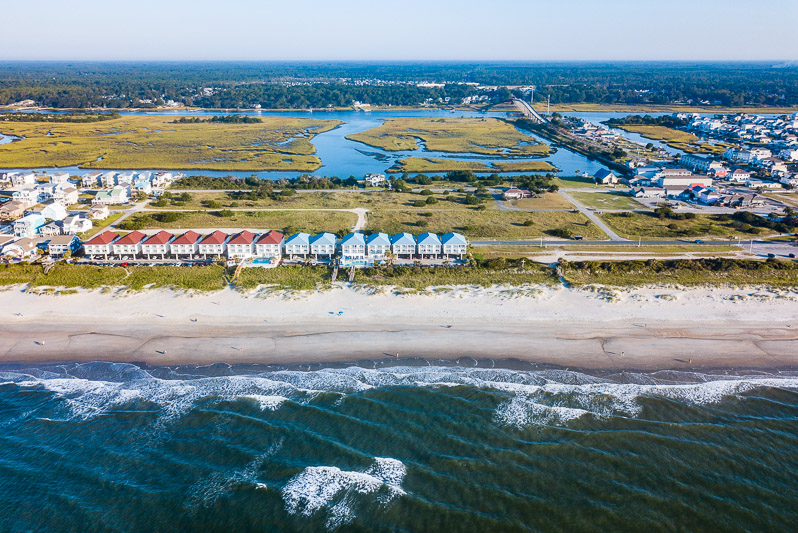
xmin=767 ymin=253 xmax=776 ymax=258
xmin=695 ymin=239 xmax=705 ymax=244
xmin=789 ymin=253 xmax=796 ymax=258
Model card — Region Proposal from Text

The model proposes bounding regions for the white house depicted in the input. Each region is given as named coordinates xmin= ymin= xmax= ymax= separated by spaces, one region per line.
xmin=310 ymin=232 xmax=337 ymax=258
xmin=197 ymin=230 xmax=229 ymax=258
xmin=49 ymin=172 xmax=71 ymax=186
xmin=366 ymin=232 xmax=391 ymax=260
xmin=391 ymin=233 xmax=416 ymax=258
xmin=92 ymin=186 xmax=128 ymax=206
xmin=116 ymin=172 xmax=135 ymax=186
xmin=101 ymin=171 xmax=118 ymax=188
xmin=169 ymin=230 xmax=202 ymax=258
xmin=41 ymin=202 xmax=68 ymax=221
xmin=363 ymin=173 xmax=386 ymax=187
xmin=14 ymin=213 xmax=45 ymax=238
xmin=82 ymin=171 xmax=102 ymax=188
xmin=2 ymin=237 xmax=38 ymax=260
xmin=284 ymin=233 xmax=311 ymax=258
xmin=141 ymin=231 xmax=174 ymax=259
xmin=53 ymin=186 xmax=79 ymax=207
xmin=111 ymin=230 xmax=147 ymax=258
xmin=503 ymin=188 xmax=532 ymax=200
xmin=255 ymin=230 xmax=284 ymax=260
xmin=62 ymin=214 xmax=93 ymax=235
xmin=440 ymin=232 xmax=467 ymax=258
xmin=82 ymin=231 xmax=119 ymax=258
xmin=39 ymin=222 xmax=62 ymax=237
xmin=416 ymin=233 xmax=442 ymax=257
xmin=729 ymin=169 xmax=751 ymax=183
xmin=593 ymin=169 xmax=619 ymax=185
xmin=10 ymin=173 xmax=36 ymax=188
xmin=47 ymin=234 xmax=79 ymax=258
xmin=226 ymin=230 xmax=256 ymax=259
xmin=89 ymin=205 xmax=110 ymax=220
xmin=340 ymin=232 xmax=366 ymax=260
xmin=11 ymin=187 xmax=39 ymax=207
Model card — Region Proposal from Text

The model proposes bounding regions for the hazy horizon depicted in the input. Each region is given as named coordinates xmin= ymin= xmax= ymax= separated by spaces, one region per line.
xmin=3 ymin=0 xmax=796 ymax=62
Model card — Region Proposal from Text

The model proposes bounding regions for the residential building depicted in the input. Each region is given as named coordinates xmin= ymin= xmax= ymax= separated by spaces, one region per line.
xmin=226 ymin=230 xmax=257 ymax=259
xmin=12 ymin=186 xmax=39 ymax=207
xmin=101 ymin=172 xmax=118 ymax=188
xmin=366 ymin=232 xmax=391 ymax=260
xmin=2 ymin=237 xmax=38 ymax=260
xmin=132 ymin=178 xmax=152 ymax=195
xmin=53 ymin=186 xmax=79 ymax=207
xmin=35 ymin=182 xmax=60 ymax=200
xmin=49 ymin=172 xmax=71 ymax=186
xmin=440 ymin=232 xmax=467 ymax=258
xmin=82 ymin=171 xmax=102 ymax=188
xmin=10 ymin=172 xmax=35 ymax=188
xmin=632 ymin=187 xmax=666 ymax=198
xmin=364 ymin=173 xmax=386 ymax=187
xmin=0 ymin=200 xmax=26 ymax=221
xmin=284 ymin=233 xmax=311 ymax=258
xmin=729 ymin=169 xmax=751 ymax=183
xmin=593 ymin=169 xmax=619 ymax=185
xmin=41 ymin=202 xmax=68 ymax=221
xmin=503 ymin=188 xmax=532 ymax=200
xmin=39 ymin=222 xmax=62 ymax=237
xmin=47 ymin=235 xmax=79 ymax=257
xmin=391 ymin=232 xmax=416 ymax=258
xmin=111 ymin=230 xmax=147 ymax=258
xmin=197 ymin=230 xmax=229 ymax=258
xmin=141 ymin=231 xmax=175 ymax=259
xmin=255 ymin=230 xmax=284 ymax=260
xmin=62 ymin=214 xmax=93 ymax=235
xmin=655 ymin=173 xmax=712 ymax=188
xmin=340 ymin=232 xmax=366 ymax=260
xmin=89 ymin=205 xmax=110 ymax=220
xmin=92 ymin=186 xmax=128 ymax=206
xmin=170 ymin=230 xmax=202 ymax=258
xmin=14 ymin=213 xmax=45 ymax=238
xmin=416 ymin=232 xmax=442 ymax=257
xmin=310 ymin=232 xmax=337 ymax=258
xmin=83 ymin=231 xmax=119 ymax=258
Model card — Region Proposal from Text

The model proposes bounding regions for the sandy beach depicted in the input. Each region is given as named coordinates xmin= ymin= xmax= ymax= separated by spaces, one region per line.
xmin=1 ymin=283 xmax=797 ymax=370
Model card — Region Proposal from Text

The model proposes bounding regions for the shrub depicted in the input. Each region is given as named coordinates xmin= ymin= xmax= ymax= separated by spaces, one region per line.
xmin=425 ymin=196 xmax=438 ymax=205
xmin=417 ymin=220 xmax=429 ymax=228
xmin=420 ymin=189 xmax=433 ymax=196
xmin=215 ymin=210 xmax=235 ymax=218
xmin=204 ymin=200 xmax=222 ymax=209
xmin=549 ymin=227 xmax=573 ymax=239
xmin=413 ymin=200 xmax=427 ymax=208
xmin=523 ymin=220 xmax=534 ymax=226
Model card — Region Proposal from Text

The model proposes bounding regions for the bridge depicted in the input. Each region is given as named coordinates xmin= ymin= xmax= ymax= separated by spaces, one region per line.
xmin=512 ymin=98 xmax=547 ymax=124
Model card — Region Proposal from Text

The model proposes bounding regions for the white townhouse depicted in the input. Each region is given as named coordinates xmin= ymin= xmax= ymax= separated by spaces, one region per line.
xmin=366 ymin=232 xmax=391 ymax=260
xmin=111 ymin=230 xmax=147 ymax=258
xmin=340 ymin=232 xmax=366 ymax=260
xmin=255 ymin=230 xmax=284 ymax=259
xmin=441 ymin=232 xmax=467 ymax=258
xmin=284 ymin=233 xmax=311 ymax=258
xmin=391 ymin=232 xmax=416 ymax=258
xmin=169 ymin=230 xmax=202 ymax=258
xmin=141 ymin=231 xmax=174 ymax=259
xmin=310 ymin=232 xmax=337 ymax=258
xmin=197 ymin=231 xmax=229 ymax=258
xmin=82 ymin=231 xmax=119 ymax=258
xmin=226 ymin=230 xmax=257 ymax=259
xmin=416 ymin=232 xmax=442 ymax=257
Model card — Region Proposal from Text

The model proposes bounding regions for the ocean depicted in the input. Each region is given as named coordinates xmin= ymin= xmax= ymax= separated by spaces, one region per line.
xmin=1 ymin=361 xmax=797 ymax=532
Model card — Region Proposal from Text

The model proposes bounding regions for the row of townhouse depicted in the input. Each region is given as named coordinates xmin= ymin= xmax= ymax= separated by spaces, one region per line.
xmin=81 ymin=230 xmax=468 ymax=262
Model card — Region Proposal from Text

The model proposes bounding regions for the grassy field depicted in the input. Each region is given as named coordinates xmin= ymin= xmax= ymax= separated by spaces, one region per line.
xmin=390 ymin=157 xmax=557 ymax=174
xmin=235 ymin=266 xmax=331 ymax=291
xmin=505 ymin=193 xmax=574 ymax=209
xmin=0 ymin=115 xmax=341 ymax=171
xmin=119 ymin=210 xmax=358 ymax=234
xmin=79 ymin=212 xmax=125 ymax=238
xmin=568 ymin=191 xmax=646 ymax=210
xmin=561 ymin=258 xmax=798 ymax=287
xmin=367 ymin=207 xmax=606 ymax=240
xmin=552 ymin=176 xmax=615 ymax=189
xmin=767 ymin=193 xmax=798 ymax=208
xmin=346 ymin=117 xmax=550 ymax=156
xmin=599 ymin=212 xmax=775 ymax=239
xmin=614 ymin=125 xmax=728 ymax=155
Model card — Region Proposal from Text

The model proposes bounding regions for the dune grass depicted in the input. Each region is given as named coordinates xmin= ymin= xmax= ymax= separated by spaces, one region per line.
xmin=347 ymin=117 xmax=550 ymax=156
xmin=568 ymin=191 xmax=646 ymax=210
xmin=613 ymin=125 xmax=726 ymax=155
xmin=505 ymin=193 xmax=576 ymax=210
xmin=599 ymin=212 xmax=774 ymax=239
xmin=353 ymin=264 xmax=556 ymax=289
xmin=0 ymin=115 xmax=341 ymax=171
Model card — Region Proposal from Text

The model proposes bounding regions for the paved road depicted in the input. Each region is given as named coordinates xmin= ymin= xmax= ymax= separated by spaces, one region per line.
xmin=512 ymin=98 xmax=547 ymax=123
xmin=557 ymin=190 xmax=626 ymax=241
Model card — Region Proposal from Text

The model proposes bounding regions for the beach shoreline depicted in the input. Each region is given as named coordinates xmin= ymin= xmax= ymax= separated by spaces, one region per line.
xmin=1 ymin=284 xmax=797 ymax=370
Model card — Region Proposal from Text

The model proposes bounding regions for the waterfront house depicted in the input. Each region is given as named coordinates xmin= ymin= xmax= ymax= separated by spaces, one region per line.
xmin=39 ymin=222 xmax=62 ymax=237
xmin=0 ymin=200 xmax=26 ymax=221
xmin=132 ymin=178 xmax=153 ymax=195
xmin=2 ymin=237 xmax=38 ymax=260
xmin=340 ymin=232 xmax=366 ymax=260
xmin=284 ymin=233 xmax=311 ymax=258
xmin=47 ymin=234 xmax=79 ymax=258
xmin=116 ymin=172 xmax=135 ymax=186
xmin=62 ymin=214 xmax=93 ymax=235
xmin=83 ymin=231 xmax=119 ymax=259
xmin=441 ymin=232 xmax=467 ymax=258
xmin=50 ymin=172 xmax=71 ymax=186
xmin=141 ymin=231 xmax=174 ymax=259
xmin=92 ymin=186 xmax=128 ymax=206
xmin=14 ymin=213 xmax=45 ymax=238
xmin=593 ymin=169 xmax=619 ymax=185
xmin=310 ymin=232 xmax=338 ymax=259
xmin=41 ymin=202 xmax=68 ymax=221
xmin=198 ymin=230 xmax=229 ymax=259
xmin=82 ymin=171 xmax=102 ymax=188
xmin=364 ymin=173 xmax=386 ymax=187
xmin=169 ymin=230 xmax=202 ymax=258
xmin=151 ymin=172 xmax=174 ymax=188
xmin=416 ymin=232 xmax=442 ymax=257
xmin=391 ymin=233 xmax=416 ymax=258
xmin=53 ymin=186 xmax=79 ymax=207
xmin=226 ymin=230 xmax=257 ymax=260
xmin=10 ymin=173 xmax=35 ymax=188
xmin=12 ymin=187 xmax=39 ymax=207
xmin=366 ymin=232 xmax=391 ymax=260
xmin=100 ymin=172 xmax=117 ymax=188
xmin=112 ymin=230 xmax=147 ymax=258
xmin=255 ymin=230 xmax=284 ymax=260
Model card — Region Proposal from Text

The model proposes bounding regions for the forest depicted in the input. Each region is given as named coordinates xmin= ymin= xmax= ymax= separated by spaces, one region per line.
xmin=0 ymin=62 xmax=796 ymax=109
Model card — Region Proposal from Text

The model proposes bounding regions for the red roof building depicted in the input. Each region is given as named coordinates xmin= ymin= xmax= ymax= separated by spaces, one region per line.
xmin=114 ymin=230 xmax=148 ymax=245
xmin=170 ymin=230 xmax=202 ymax=245
xmin=143 ymin=230 xmax=174 ymax=245
xmin=199 ymin=231 xmax=228 ymax=245
xmin=84 ymin=231 xmax=119 ymax=246
xmin=227 ymin=230 xmax=256 ymax=245
xmin=257 ymin=230 xmax=284 ymax=245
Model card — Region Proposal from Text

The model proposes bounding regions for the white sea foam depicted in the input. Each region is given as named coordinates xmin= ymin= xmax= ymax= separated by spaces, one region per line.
xmin=282 ymin=457 xmax=406 ymax=530
xmin=246 ymin=394 xmax=288 ymax=411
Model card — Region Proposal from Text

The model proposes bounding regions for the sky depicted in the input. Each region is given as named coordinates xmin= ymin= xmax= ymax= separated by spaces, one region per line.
xmin=3 ymin=0 xmax=796 ymax=61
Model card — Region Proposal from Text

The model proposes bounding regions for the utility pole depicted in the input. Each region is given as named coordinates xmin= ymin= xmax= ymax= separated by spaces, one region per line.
xmin=638 ymin=236 xmax=641 ymax=248
xmin=547 ymin=94 xmax=550 ymax=115
xmin=749 ymin=239 xmax=753 ymax=254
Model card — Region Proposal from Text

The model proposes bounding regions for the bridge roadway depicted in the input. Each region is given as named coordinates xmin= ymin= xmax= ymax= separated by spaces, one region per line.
xmin=512 ymin=98 xmax=547 ymax=124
